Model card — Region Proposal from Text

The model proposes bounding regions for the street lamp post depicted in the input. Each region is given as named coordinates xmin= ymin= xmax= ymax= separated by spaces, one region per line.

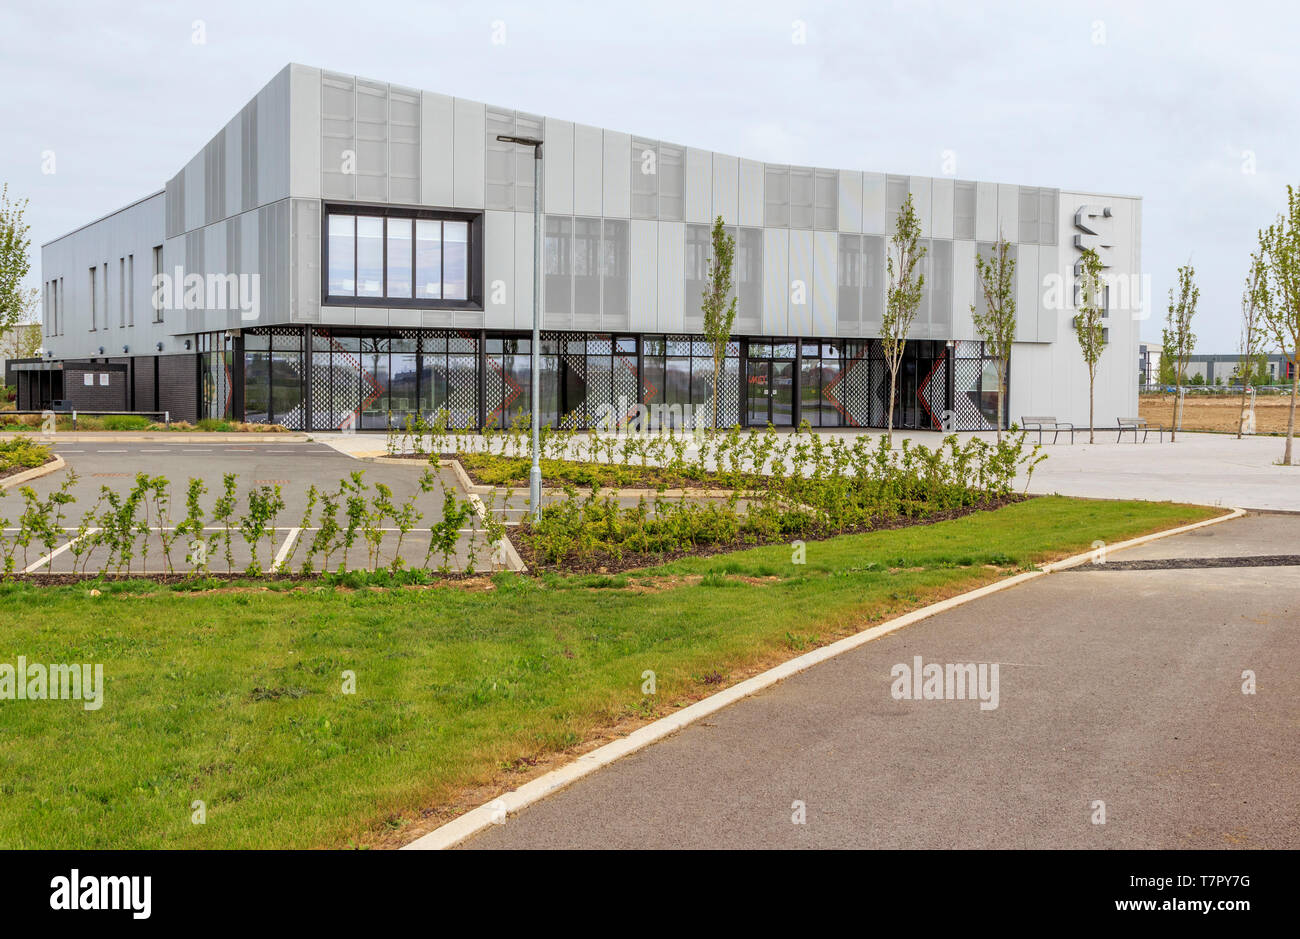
xmin=497 ymin=134 xmax=544 ymax=520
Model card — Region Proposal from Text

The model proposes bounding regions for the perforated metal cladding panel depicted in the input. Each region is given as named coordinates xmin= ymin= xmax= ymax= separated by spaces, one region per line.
xmin=838 ymin=342 xmax=872 ymax=427
xmin=717 ymin=355 xmax=739 ymax=427
xmin=390 ymin=89 xmax=421 ymax=205
xmin=612 ymin=352 xmax=639 ymax=421
xmin=918 ymin=353 xmax=947 ymax=430
xmin=355 ymin=80 xmax=388 ymax=202
xmin=869 ymin=340 xmax=889 ymax=427
xmin=321 ymin=74 xmax=355 ymax=200
xmin=952 ymin=355 xmax=988 ymax=430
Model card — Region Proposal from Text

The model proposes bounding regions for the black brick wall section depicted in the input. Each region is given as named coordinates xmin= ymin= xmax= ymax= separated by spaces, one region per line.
xmin=66 ymin=366 xmax=128 ymax=410
xmin=134 ymin=359 xmax=157 ymax=412
xmin=158 ymin=354 xmax=198 ymax=424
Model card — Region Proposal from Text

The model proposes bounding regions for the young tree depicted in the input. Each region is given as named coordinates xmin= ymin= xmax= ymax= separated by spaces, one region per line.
xmin=0 ymin=184 xmax=38 ymax=333
xmin=1237 ymin=251 xmax=1267 ymax=439
xmin=972 ymin=236 xmax=1016 ymax=442
xmin=1074 ymin=247 xmax=1107 ymax=443
xmin=881 ymin=194 xmax=926 ymax=443
xmin=1163 ymin=263 xmax=1199 ymax=443
xmin=701 ymin=215 xmax=737 ymax=431
xmin=1257 ymin=185 xmax=1300 ymax=466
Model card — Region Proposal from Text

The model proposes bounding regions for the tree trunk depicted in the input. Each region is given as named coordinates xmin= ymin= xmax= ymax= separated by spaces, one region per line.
xmin=1088 ymin=370 xmax=1095 ymax=444
xmin=996 ymin=363 xmax=1006 ymax=444
xmin=1237 ymin=377 xmax=1250 ymax=439
xmin=1285 ymin=363 xmax=1298 ymax=466
xmin=1171 ymin=380 xmax=1181 ymax=443
xmin=886 ymin=366 xmax=897 ymax=447
xmin=711 ymin=353 xmax=720 ymax=432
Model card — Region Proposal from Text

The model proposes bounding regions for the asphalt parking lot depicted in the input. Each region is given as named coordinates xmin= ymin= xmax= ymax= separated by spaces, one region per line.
xmin=4 ymin=440 xmax=504 ymax=573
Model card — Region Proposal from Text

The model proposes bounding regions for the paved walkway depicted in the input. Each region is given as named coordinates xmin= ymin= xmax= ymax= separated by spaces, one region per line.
xmin=316 ymin=429 xmax=1300 ymax=511
xmin=461 ymin=512 xmax=1300 ymax=849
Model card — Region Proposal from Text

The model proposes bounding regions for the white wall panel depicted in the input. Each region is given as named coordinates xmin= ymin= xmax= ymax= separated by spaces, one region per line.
xmin=685 ymin=148 xmax=712 ymax=224
xmin=514 ymin=211 xmax=535 ymax=330
xmin=762 ymin=228 xmax=789 ymax=335
xmin=452 ymin=98 xmax=485 ymax=209
xmin=952 ymin=239 xmax=976 ymax=340
xmin=862 ymin=172 xmax=886 ymax=234
xmin=602 ymin=130 xmax=630 ymax=218
xmin=838 ymin=169 xmax=863 ymax=233
xmin=483 ymin=209 xmax=514 ymax=328
xmin=997 ymin=184 xmax=1019 ymax=243
xmin=289 ymin=65 xmax=321 ymax=199
xmin=543 ymin=118 xmax=573 ymax=216
xmin=812 ymin=230 xmax=836 ymax=336
xmin=711 ymin=154 xmax=739 ymax=225
xmin=629 ymin=219 xmax=657 ymax=332
xmin=931 ymin=177 xmax=954 ymax=239
xmin=1015 ymin=244 xmax=1039 ymax=342
xmin=420 ymin=92 xmax=455 ymax=206
xmin=1038 ymin=243 xmax=1060 ymax=342
xmin=573 ymin=124 xmax=603 ymax=217
xmin=908 ymin=177 xmax=933 ymax=238
xmin=975 ymin=182 xmax=998 ymax=241
xmin=738 ymin=158 xmax=763 ymax=227
xmin=656 ymin=221 xmax=684 ymax=332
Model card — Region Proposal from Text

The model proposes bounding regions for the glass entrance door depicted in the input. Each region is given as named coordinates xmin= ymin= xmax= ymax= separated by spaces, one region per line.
xmin=746 ymin=359 xmax=770 ymax=426
xmin=746 ymin=358 xmax=796 ymax=427
xmin=771 ymin=359 xmax=794 ymax=426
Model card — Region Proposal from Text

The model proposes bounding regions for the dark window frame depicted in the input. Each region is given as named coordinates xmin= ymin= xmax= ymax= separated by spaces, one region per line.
xmin=321 ymin=202 xmax=484 ymax=311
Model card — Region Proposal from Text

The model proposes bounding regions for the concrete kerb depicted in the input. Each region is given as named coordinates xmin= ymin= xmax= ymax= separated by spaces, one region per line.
xmin=0 ymin=455 xmax=67 ymax=490
xmin=0 ymin=432 xmax=311 ymax=444
xmin=400 ymin=504 xmax=1244 ymax=851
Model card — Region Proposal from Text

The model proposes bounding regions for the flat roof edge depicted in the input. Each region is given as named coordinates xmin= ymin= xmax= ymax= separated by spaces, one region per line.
xmin=41 ymin=189 xmax=165 ymax=248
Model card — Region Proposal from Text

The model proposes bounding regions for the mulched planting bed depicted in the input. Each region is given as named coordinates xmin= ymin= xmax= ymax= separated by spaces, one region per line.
xmin=514 ymin=494 xmax=1031 ymax=574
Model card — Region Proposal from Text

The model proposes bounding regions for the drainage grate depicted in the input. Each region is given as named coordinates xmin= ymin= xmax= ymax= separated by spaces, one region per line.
xmin=1068 ymin=555 xmax=1300 ymax=572
xmin=254 ymin=479 xmax=289 ymax=485
xmin=91 ymin=473 xmax=133 ymax=478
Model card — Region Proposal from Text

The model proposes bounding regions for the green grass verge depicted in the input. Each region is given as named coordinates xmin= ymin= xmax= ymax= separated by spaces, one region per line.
xmin=0 ymin=496 xmax=1220 ymax=849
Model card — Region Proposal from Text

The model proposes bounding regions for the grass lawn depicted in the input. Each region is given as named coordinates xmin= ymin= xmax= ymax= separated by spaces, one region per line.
xmin=0 ymin=496 xmax=1222 ymax=849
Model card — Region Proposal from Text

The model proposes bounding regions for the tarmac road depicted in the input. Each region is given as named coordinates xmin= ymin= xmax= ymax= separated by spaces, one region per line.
xmin=462 ymin=512 xmax=1300 ymax=849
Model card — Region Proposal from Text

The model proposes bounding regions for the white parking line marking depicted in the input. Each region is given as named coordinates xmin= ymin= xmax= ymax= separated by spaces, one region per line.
xmin=97 ymin=449 xmax=128 ymax=453
xmin=272 ymin=527 xmax=302 ymax=571
xmin=139 ymin=449 xmax=170 ymax=453
xmin=183 ymin=448 xmax=213 ymax=452
xmin=24 ymin=529 xmax=98 ymax=573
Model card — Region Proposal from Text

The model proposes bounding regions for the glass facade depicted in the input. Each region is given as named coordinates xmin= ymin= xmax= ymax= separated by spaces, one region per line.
xmin=324 ymin=208 xmax=476 ymax=306
xmin=234 ymin=326 xmax=1003 ymax=433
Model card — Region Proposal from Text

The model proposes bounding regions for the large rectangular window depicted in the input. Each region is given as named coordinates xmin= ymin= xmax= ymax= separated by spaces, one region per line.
xmin=324 ymin=206 xmax=480 ymax=307
xmin=386 ymin=217 xmax=413 ymax=299
xmin=416 ymin=220 xmax=441 ymax=300
xmin=356 ymin=216 xmax=384 ymax=298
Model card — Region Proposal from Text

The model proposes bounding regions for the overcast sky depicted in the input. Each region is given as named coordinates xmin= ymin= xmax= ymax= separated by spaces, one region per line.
xmin=3 ymin=0 xmax=1298 ymax=351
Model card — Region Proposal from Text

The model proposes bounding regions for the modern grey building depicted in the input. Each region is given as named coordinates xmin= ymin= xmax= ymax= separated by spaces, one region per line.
xmin=30 ymin=64 xmax=1143 ymax=432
